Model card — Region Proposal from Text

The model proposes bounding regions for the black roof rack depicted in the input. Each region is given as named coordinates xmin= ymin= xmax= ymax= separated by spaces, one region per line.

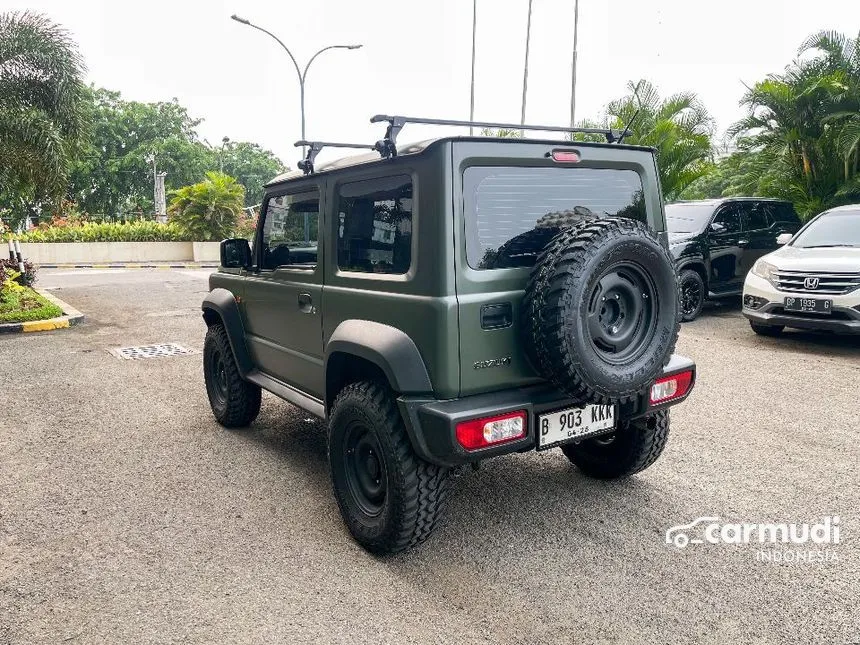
xmin=369 ymin=115 xmax=632 ymax=159
xmin=295 ymin=140 xmax=378 ymax=174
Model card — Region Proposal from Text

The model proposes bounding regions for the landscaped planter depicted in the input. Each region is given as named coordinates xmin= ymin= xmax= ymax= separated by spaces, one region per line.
xmin=20 ymin=242 xmax=194 ymax=264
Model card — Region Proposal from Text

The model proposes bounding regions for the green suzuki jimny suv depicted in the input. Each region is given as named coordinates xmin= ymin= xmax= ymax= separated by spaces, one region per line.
xmin=201 ymin=115 xmax=696 ymax=554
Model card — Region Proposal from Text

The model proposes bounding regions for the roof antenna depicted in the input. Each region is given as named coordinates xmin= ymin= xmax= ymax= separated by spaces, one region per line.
xmin=614 ymin=80 xmax=643 ymax=144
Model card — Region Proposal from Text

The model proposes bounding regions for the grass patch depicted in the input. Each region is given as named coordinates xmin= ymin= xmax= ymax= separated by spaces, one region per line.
xmin=0 ymin=288 xmax=63 ymax=324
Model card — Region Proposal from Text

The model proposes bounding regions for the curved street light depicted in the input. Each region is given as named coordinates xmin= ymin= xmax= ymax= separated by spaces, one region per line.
xmin=230 ymin=14 xmax=362 ymax=153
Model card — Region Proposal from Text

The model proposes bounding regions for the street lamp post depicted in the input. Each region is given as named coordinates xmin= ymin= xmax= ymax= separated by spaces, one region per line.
xmin=520 ymin=0 xmax=534 ymax=134
xmin=469 ymin=0 xmax=477 ymax=135
xmin=570 ymin=0 xmax=580 ymax=128
xmin=230 ymin=14 xmax=361 ymax=153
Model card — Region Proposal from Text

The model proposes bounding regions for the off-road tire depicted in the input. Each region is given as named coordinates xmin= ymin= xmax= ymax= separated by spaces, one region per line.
xmin=203 ymin=323 xmax=261 ymax=428
xmin=561 ymin=410 xmax=670 ymax=479
xmin=328 ymin=381 xmax=450 ymax=554
xmin=678 ymin=269 xmax=705 ymax=322
xmin=522 ymin=217 xmax=680 ymax=404
xmin=750 ymin=321 xmax=784 ymax=337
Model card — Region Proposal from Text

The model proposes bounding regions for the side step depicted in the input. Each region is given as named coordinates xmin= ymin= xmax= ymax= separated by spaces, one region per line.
xmin=245 ymin=370 xmax=325 ymax=419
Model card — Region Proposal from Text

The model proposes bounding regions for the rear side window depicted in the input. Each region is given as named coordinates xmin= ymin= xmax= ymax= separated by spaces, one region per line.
xmin=464 ymin=166 xmax=646 ymax=269
xmin=337 ymin=175 xmax=413 ymax=274
xmin=742 ymin=203 xmax=769 ymax=231
xmin=766 ymin=202 xmax=801 ymax=225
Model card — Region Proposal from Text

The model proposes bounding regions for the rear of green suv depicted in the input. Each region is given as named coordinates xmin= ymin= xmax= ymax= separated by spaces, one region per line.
xmin=202 ymin=134 xmax=695 ymax=554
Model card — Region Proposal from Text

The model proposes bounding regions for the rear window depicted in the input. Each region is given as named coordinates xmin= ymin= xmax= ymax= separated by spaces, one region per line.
xmin=464 ymin=166 xmax=646 ymax=269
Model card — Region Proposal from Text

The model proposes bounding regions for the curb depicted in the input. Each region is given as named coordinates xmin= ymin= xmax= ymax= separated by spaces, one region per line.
xmin=38 ymin=263 xmax=219 ymax=269
xmin=0 ymin=289 xmax=84 ymax=335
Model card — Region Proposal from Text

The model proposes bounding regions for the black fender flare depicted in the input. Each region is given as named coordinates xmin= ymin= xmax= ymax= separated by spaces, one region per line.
xmin=201 ymin=288 xmax=253 ymax=377
xmin=676 ymin=256 xmax=709 ymax=283
xmin=325 ymin=320 xmax=432 ymax=399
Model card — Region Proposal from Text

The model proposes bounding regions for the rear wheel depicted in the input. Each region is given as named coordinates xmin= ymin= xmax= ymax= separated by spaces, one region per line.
xmin=678 ymin=269 xmax=705 ymax=322
xmin=328 ymin=381 xmax=450 ymax=554
xmin=561 ymin=410 xmax=670 ymax=479
xmin=750 ymin=321 xmax=784 ymax=337
xmin=203 ymin=323 xmax=261 ymax=428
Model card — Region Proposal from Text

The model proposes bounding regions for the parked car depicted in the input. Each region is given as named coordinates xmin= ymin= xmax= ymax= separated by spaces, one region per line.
xmin=743 ymin=204 xmax=860 ymax=335
xmin=200 ymin=115 xmax=696 ymax=554
xmin=666 ymin=198 xmax=802 ymax=321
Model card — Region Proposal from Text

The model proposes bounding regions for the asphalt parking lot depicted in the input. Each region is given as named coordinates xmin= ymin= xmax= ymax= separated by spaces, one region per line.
xmin=1 ymin=269 xmax=858 ymax=644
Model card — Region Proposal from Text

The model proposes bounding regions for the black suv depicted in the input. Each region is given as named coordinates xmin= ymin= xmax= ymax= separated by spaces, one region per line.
xmin=667 ymin=198 xmax=802 ymax=321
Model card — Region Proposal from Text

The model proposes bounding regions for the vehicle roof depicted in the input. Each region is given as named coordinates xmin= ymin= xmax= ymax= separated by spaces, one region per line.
xmin=266 ymin=135 xmax=655 ymax=186
xmin=667 ymin=197 xmax=792 ymax=207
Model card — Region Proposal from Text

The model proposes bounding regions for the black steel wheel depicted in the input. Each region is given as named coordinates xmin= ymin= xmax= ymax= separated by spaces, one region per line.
xmin=203 ymin=323 xmax=261 ymax=428
xmin=328 ymin=381 xmax=450 ymax=554
xmin=587 ymin=261 xmax=657 ymax=363
xmin=678 ymin=269 xmax=705 ymax=322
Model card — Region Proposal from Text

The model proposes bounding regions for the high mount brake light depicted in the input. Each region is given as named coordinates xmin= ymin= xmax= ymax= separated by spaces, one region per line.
xmin=650 ymin=371 xmax=694 ymax=404
xmin=551 ymin=149 xmax=581 ymax=163
xmin=455 ymin=410 xmax=527 ymax=450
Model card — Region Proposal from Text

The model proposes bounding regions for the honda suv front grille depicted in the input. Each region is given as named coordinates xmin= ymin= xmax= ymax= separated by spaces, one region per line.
xmin=772 ymin=270 xmax=860 ymax=295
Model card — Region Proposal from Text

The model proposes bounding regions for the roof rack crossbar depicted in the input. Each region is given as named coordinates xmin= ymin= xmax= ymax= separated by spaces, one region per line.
xmin=369 ymin=115 xmax=632 ymax=157
xmin=295 ymin=140 xmax=378 ymax=174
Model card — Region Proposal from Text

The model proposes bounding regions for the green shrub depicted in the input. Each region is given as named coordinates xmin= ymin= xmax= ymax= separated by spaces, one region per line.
xmin=8 ymin=221 xmax=193 ymax=243
xmin=0 ymin=286 xmax=62 ymax=323
xmin=0 ymin=258 xmax=36 ymax=286
xmin=169 ymin=172 xmax=245 ymax=242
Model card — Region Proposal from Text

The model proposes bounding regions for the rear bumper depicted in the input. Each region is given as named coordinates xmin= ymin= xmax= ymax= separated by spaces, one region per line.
xmin=398 ymin=354 xmax=696 ymax=468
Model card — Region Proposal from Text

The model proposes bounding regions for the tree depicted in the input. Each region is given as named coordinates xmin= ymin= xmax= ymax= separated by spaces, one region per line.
xmin=68 ymin=87 xmax=213 ymax=219
xmin=168 ymin=172 xmax=245 ymax=241
xmin=597 ymin=80 xmax=715 ymax=201
xmin=0 ymin=11 xmax=88 ymax=225
xmin=217 ymin=140 xmax=286 ymax=207
xmin=728 ymin=30 xmax=860 ymax=218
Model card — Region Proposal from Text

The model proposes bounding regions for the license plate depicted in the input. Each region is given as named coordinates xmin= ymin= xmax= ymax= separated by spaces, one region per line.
xmin=784 ymin=296 xmax=832 ymax=314
xmin=537 ymin=404 xmax=616 ymax=450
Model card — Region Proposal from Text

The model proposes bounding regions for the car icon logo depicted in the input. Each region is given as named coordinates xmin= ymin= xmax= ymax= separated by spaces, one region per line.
xmin=804 ymin=277 xmax=820 ymax=289
xmin=665 ymin=516 xmax=721 ymax=548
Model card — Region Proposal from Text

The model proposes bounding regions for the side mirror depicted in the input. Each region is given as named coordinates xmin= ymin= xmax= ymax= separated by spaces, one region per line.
xmin=776 ymin=233 xmax=793 ymax=246
xmin=220 ymin=238 xmax=251 ymax=269
xmin=710 ymin=222 xmax=727 ymax=234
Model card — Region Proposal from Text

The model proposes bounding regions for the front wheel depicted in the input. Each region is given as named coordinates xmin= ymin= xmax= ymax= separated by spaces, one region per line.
xmin=561 ymin=410 xmax=670 ymax=479
xmin=328 ymin=381 xmax=450 ymax=554
xmin=678 ymin=269 xmax=705 ymax=322
xmin=203 ymin=323 xmax=261 ymax=428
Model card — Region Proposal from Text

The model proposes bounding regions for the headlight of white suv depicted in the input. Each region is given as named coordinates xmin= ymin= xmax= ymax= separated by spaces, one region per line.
xmin=751 ymin=260 xmax=778 ymax=283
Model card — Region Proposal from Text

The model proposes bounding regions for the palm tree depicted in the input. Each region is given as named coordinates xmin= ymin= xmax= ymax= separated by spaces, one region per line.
xmin=0 ymin=11 xmax=87 ymax=204
xmin=573 ymin=80 xmax=714 ymax=200
xmin=728 ymin=30 xmax=860 ymax=217
xmin=168 ymin=172 xmax=245 ymax=241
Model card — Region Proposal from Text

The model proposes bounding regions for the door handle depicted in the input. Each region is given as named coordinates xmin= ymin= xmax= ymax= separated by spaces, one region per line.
xmin=298 ymin=292 xmax=313 ymax=314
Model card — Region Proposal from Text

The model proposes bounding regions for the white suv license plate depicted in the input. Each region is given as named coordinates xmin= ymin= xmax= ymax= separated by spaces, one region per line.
xmin=537 ymin=404 xmax=616 ymax=450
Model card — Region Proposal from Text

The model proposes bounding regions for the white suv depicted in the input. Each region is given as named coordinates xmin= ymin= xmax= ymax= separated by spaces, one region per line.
xmin=742 ymin=204 xmax=860 ymax=336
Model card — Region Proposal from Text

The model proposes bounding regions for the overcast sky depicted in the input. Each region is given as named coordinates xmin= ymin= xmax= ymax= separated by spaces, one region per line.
xmin=5 ymin=0 xmax=860 ymax=169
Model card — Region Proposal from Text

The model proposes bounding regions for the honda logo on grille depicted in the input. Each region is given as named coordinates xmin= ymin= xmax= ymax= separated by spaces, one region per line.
xmin=804 ymin=277 xmax=820 ymax=290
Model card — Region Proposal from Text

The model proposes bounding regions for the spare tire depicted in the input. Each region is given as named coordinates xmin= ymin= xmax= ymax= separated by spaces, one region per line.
xmin=522 ymin=216 xmax=679 ymax=404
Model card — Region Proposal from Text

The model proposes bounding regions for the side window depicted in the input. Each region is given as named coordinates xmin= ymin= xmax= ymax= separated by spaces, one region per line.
xmin=337 ymin=175 xmax=413 ymax=275
xmin=768 ymin=202 xmax=801 ymax=226
xmin=712 ymin=205 xmax=741 ymax=234
xmin=259 ymin=190 xmax=320 ymax=270
xmin=742 ymin=203 xmax=769 ymax=231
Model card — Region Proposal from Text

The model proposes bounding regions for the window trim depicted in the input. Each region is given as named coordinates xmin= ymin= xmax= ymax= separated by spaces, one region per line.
xmin=255 ymin=185 xmax=322 ymax=273
xmin=333 ymin=172 xmax=416 ymax=278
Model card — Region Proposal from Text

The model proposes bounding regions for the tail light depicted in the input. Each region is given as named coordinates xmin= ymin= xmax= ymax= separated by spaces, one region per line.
xmin=650 ymin=371 xmax=694 ymax=405
xmin=456 ymin=410 xmax=527 ymax=450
